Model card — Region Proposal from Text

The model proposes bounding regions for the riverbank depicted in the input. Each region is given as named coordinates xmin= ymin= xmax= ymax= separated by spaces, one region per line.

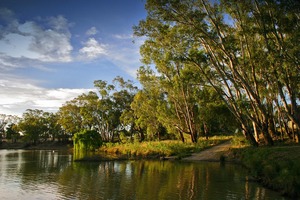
xmin=0 ymin=141 xmax=72 ymax=151
xmin=230 ymin=144 xmax=300 ymax=198
xmin=98 ymin=136 xmax=230 ymax=160
xmin=98 ymin=138 xmax=300 ymax=198
xmin=2 ymin=137 xmax=299 ymax=198
xmin=182 ymin=139 xmax=300 ymax=198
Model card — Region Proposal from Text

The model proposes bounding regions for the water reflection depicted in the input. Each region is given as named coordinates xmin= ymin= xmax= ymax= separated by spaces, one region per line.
xmin=0 ymin=150 xmax=287 ymax=200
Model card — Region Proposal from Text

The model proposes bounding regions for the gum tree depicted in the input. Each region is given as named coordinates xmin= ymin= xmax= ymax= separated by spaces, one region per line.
xmin=134 ymin=0 xmax=300 ymax=145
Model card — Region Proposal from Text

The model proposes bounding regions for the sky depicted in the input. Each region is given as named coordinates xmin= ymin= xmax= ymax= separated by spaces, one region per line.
xmin=0 ymin=0 xmax=147 ymax=116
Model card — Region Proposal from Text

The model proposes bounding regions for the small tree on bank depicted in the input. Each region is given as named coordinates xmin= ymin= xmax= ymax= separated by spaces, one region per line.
xmin=73 ymin=130 xmax=102 ymax=152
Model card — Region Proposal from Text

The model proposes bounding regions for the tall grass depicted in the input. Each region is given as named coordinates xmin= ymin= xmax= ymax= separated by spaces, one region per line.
xmin=100 ymin=136 xmax=231 ymax=159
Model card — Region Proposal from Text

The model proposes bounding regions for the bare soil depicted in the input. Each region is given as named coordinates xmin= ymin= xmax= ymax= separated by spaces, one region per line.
xmin=182 ymin=140 xmax=232 ymax=161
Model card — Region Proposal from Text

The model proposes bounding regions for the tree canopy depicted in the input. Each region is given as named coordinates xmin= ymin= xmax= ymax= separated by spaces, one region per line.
xmin=134 ymin=0 xmax=300 ymax=145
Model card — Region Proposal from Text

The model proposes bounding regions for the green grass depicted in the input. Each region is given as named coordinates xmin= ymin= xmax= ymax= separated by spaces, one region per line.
xmin=232 ymin=144 xmax=300 ymax=198
xmin=100 ymin=136 xmax=231 ymax=159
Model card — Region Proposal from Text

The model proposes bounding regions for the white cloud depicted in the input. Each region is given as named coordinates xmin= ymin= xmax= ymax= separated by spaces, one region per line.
xmin=86 ymin=26 xmax=98 ymax=36
xmin=48 ymin=15 xmax=71 ymax=35
xmin=0 ymin=10 xmax=73 ymax=70
xmin=0 ymin=74 xmax=93 ymax=116
xmin=113 ymin=34 xmax=133 ymax=40
xmin=0 ymin=53 xmax=18 ymax=69
xmin=79 ymin=37 xmax=107 ymax=59
xmin=104 ymin=36 xmax=145 ymax=78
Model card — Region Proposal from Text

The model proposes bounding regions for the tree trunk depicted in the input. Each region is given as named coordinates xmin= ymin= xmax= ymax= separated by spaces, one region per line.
xmin=252 ymin=121 xmax=259 ymax=143
xmin=203 ymin=122 xmax=209 ymax=140
xmin=179 ymin=130 xmax=185 ymax=143
xmin=242 ymin=124 xmax=258 ymax=147
xmin=261 ymin=120 xmax=274 ymax=146
xmin=191 ymin=132 xmax=197 ymax=143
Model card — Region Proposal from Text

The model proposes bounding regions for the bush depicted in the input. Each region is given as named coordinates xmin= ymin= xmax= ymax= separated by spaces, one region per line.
xmin=73 ymin=130 xmax=102 ymax=152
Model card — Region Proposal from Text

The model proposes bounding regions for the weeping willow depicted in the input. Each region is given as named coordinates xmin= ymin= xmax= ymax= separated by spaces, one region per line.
xmin=73 ymin=130 xmax=102 ymax=152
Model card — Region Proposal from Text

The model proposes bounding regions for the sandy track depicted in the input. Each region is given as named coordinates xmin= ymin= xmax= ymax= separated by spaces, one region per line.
xmin=182 ymin=140 xmax=232 ymax=162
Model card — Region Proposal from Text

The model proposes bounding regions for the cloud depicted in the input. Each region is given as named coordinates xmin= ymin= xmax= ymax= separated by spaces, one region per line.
xmin=113 ymin=34 xmax=133 ymax=40
xmin=79 ymin=37 xmax=107 ymax=59
xmin=104 ymin=36 xmax=145 ymax=78
xmin=0 ymin=8 xmax=16 ymax=24
xmin=86 ymin=26 xmax=98 ymax=36
xmin=28 ymin=24 xmax=73 ymax=62
xmin=0 ymin=74 xmax=94 ymax=116
xmin=0 ymin=10 xmax=73 ymax=70
xmin=48 ymin=15 xmax=71 ymax=35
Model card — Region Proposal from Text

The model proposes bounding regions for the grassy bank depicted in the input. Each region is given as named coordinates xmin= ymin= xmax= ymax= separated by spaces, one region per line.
xmin=99 ymin=136 xmax=231 ymax=159
xmin=230 ymin=138 xmax=300 ymax=198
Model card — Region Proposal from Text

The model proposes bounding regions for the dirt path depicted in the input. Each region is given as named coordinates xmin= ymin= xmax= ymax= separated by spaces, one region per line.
xmin=182 ymin=140 xmax=232 ymax=162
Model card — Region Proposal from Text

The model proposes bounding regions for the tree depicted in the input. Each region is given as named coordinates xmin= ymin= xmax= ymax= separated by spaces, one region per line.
xmin=58 ymin=77 xmax=138 ymax=143
xmin=130 ymin=67 xmax=167 ymax=141
xmin=94 ymin=77 xmax=138 ymax=142
xmin=18 ymin=109 xmax=48 ymax=144
xmin=58 ymin=101 xmax=81 ymax=136
xmin=73 ymin=129 xmax=102 ymax=152
xmin=43 ymin=112 xmax=64 ymax=142
xmin=197 ymin=86 xmax=238 ymax=138
xmin=5 ymin=123 xmax=20 ymax=143
xmin=134 ymin=0 xmax=300 ymax=145
xmin=0 ymin=114 xmax=20 ymax=141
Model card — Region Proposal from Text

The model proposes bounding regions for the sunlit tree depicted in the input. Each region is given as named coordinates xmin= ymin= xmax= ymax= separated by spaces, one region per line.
xmin=134 ymin=0 xmax=300 ymax=145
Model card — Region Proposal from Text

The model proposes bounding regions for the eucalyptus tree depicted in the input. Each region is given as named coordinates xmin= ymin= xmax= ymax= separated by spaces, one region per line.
xmin=58 ymin=77 xmax=137 ymax=142
xmin=134 ymin=56 xmax=226 ymax=142
xmin=95 ymin=77 xmax=138 ymax=142
xmin=113 ymin=77 xmax=139 ymax=140
xmin=135 ymin=0 xmax=299 ymax=145
xmin=58 ymin=96 xmax=85 ymax=137
xmin=130 ymin=67 xmax=168 ymax=141
xmin=18 ymin=109 xmax=48 ymax=144
xmin=221 ymin=0 xmax=300 ymax=142
xmin=197 ymin=86 xmax=238 ymax=138
xmin=43 ymin=112 xmax=64 ymax=142
xmin=92 ymin=79 xmax=122 ymax=142
xmin=134 ymin=1 xmax=233 ymax=143
xmin=157 ymin=62 xmax=204 ymax=143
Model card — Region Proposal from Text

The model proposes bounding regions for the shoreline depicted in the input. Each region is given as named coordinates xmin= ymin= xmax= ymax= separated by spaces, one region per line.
xmin=1 ymin=140 xmax=299 ymax=198
xmin=0 ymin=141 xmax=72 ymax=151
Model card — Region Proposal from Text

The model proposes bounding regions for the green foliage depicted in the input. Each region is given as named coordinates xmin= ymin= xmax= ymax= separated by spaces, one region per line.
xmin=73 ymin=130 xmax=102 ymax=152
xmin=237 ymin=146 xmax=300 ymax=197
xmin=231 ymin=133 xmax=251 ymax=147
xmin=58 ymin=78 xmax=138 ymax=143
xmin=135 ymin=0 xmax=300 ymax=146
xmin=18 ymin=109 xmax=49 ymax=144
xmin=100 ymin=136 xmax=230 ymax=159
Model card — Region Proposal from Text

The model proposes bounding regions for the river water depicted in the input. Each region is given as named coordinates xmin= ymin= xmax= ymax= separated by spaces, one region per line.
xmin=0 ymin=149 xmax=287 ymax=200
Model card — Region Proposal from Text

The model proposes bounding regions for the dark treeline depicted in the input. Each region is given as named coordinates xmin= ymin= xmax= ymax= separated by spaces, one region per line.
xmin=0 ymin=0 xmax=299 ymax=148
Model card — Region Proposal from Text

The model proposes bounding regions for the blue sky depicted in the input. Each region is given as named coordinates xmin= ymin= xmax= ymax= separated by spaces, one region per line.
xmin=0 ymin=0 xmax=147 ymax=116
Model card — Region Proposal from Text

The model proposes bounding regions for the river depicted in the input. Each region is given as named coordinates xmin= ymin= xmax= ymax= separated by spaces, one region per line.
xmin=0 ymin=149 xmax=287 ymax=200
